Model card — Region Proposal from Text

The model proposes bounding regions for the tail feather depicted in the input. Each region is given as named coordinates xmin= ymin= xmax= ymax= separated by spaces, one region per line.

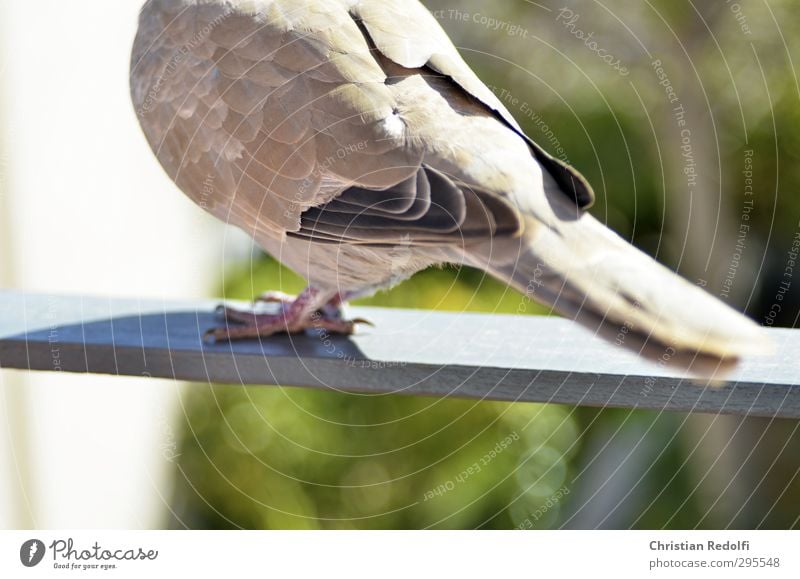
xmin=468 ymin=209 xmax=770 ymax=376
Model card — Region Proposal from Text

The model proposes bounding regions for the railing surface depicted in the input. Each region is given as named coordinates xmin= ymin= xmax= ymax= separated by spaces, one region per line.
xmin=0 ymin=290 xmax=798 ymax=418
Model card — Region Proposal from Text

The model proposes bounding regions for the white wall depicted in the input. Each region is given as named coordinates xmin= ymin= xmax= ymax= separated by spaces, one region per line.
xmin=0 ymin=0 xmax=236 ymax=528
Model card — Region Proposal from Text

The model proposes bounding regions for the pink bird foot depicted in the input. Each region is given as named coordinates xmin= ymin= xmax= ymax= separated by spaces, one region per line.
xmin=204 ymin=287 xmax=372 ymax=343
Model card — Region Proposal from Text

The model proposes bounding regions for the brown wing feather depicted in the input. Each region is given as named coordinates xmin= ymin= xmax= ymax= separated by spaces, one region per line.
xmin=132 ymin=0 xmax=521 ymax=246
xmin=131 ymin=0 xmax=421 ymax=238
xmin=291 ymin=166 xmax=520 ymax=246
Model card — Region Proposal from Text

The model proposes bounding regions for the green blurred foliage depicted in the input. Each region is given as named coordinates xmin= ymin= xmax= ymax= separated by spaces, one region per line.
xmin=170 ymin=0 xmax=800 ymax=529
xmin=172 ymin=259 xmax=586 ymax=529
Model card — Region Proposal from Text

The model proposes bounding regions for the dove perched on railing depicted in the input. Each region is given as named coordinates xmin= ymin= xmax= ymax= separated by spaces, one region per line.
xmin=131 ymin=0 xmax=767 ymax=374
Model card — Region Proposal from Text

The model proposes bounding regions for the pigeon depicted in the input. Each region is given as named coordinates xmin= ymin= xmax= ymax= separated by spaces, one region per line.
xmin=131 ymin=0 xmax=767 ymax=373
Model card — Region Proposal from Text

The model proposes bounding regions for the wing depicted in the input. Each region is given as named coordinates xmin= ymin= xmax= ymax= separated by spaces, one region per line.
xmin=130 ymin=0 xmax=573 ymax=248
xmin=291 ymin=165 xmax=520 ymax=246
xmin=352 ymin=0 xmax=595 ymax=209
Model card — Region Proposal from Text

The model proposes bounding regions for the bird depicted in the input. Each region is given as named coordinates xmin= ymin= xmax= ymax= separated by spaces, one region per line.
xmin=130 ymin=0 xmax=767 ymax=374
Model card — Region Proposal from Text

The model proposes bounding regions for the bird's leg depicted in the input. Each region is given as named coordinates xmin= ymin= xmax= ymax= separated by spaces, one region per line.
xmin=255 ymin=290 xmax=296 ymax=305
xmin=205 ymin=287 xmax=372 ymax=343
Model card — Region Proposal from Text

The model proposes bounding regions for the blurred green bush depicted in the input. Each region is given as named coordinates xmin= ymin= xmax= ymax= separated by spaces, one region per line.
xmin=169 ymin=0 xmax=800 ymax=529
xmin=172 ymin=259 xmax=586 ymax=529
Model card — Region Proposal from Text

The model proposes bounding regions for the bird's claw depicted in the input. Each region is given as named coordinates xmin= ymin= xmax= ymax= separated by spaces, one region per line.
xmin=204 ymin=293 xmax=372 ymax=343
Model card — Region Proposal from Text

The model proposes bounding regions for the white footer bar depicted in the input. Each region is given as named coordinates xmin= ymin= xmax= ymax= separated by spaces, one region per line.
xmin=1 ymin=531 xmax=797 ymax=578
